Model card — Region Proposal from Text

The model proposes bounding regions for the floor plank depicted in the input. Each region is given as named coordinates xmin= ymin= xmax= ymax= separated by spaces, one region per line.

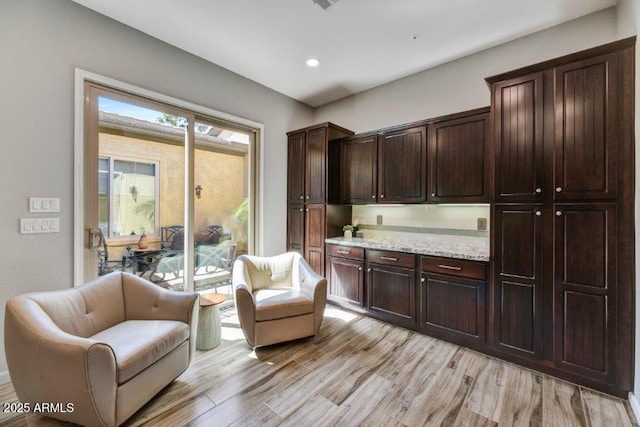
xmin=0 ymin=305 xmax=637 ymax=427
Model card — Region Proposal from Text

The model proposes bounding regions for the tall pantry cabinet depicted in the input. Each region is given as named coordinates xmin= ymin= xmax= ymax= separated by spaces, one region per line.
xmin=488 ymin=37 xmax=635 ymax=395
xmin=286 ymin=123 xmax=353 ymax=275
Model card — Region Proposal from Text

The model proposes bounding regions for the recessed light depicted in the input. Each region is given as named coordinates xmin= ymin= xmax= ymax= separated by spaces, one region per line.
xmin=306 ymin=58 xmax=320 ymax=67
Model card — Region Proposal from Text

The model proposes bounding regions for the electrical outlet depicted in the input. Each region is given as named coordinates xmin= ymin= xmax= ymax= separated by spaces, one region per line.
xmin=477 ymin=217 xmax=487 ymax=231
xmin=377 ymin=215 xmax=383 ymax=225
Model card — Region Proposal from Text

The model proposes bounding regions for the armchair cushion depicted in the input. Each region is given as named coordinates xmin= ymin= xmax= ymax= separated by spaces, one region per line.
xmin=254 ymin=288 xmax=314 ymax=321
xmin=90 ymin=320 xmax=189 ymax=384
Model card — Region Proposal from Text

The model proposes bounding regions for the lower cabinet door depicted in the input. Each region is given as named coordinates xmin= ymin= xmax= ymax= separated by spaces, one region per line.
xmin=304 ymin=204 xmax=326 ymax=275
xmin=493 ymin=204 xmax=544 ymax=360
xmin=554 ymin=203 xmax=616 ymax=384
xmin=327 ymin=255 xmax=364 ymax=307
xmin=367 ymin=263 xmax=416 ymax=326
xmin=421 ymin=272 xmax=485 ymax=348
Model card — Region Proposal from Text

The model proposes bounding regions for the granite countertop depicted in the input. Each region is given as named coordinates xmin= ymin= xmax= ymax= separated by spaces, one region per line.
xmin=325 ymin=236 xmax=490 ymax=262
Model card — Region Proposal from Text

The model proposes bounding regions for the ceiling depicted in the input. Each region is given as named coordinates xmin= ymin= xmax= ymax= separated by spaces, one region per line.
xmin=70 ymin=0 xmax=617 ymax=108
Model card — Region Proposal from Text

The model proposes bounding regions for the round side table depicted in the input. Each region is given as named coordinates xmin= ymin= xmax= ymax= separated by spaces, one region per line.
xmin=197 ymin=293 xmax=227 ymax=351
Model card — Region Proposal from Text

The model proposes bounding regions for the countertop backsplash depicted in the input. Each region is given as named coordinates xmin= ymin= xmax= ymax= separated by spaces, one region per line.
xmin=349 ymin=204 xmax=490 ymax=245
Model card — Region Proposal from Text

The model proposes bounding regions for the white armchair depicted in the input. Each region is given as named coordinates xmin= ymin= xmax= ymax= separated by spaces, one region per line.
xmin=232 ymin=253 xmax=327 ymax=347
xmin=4 ymin=272 xmax=198 ymax=427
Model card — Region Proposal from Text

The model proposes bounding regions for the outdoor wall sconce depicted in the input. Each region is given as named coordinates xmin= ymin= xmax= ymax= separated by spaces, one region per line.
xmin=129 ymin=185 xmax=138 ymax=202
xmin=195 ymin=185 xmax=203 ymax=199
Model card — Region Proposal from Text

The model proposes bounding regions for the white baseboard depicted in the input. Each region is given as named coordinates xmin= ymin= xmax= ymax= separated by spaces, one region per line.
xmin=0 ymin=370 xmax=10 ymax=385
xmin=629 ymin=392 xmax=640 ymax=422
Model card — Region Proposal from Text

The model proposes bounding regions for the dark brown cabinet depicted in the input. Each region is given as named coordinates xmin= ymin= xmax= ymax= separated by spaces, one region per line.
xmin=492 ymin=72 xmax=545 ymax=202
xmin=340 ymin=135 xmax=378 ymax=204
xmin=429 ymin=109 xmax=490 ymax=203
xmin=554 ymin=54 xmax=618 ymax=201
xmin=488 ymin=38 xmax=635 ymax=396
xmin=378 ymin=126 xmax=428 ymax=203
xmin=340 ymin=126 xmax=427 ymax=204
xmin=340 ymin=110 xmax=490 ymax=205
xmin=287 ymin=131 xmax=306 ymax=204
xmin=492 ymin=205 xmax=544 ymax=360
xmin=287 ymin=125 xmax=344 ymax=204
xmin=306 ymin=127 xmax=329 ymax=204
xmin=286 ymin=204 xmax=305 ymax=254
xmin=286 ymin=123 xmax=354 ymax=275
xmin=304 ymin=204 xmax=327 ymax=275
xmin=326 ymin=244 xmax=365 ymax=308
xmin=420 ymin=256 xmax=487 ymax=350
xmin=554 ymin=203 xmax=617 ymax=383
xmin=366 ymin=250 xmax=416 ymax=327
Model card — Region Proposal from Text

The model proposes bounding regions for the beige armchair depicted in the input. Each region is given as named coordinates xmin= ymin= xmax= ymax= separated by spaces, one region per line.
xmin=4 ymin=272 xmax=198 ymax=427
xmin=232 ymin=253 xmax=327 ymax=348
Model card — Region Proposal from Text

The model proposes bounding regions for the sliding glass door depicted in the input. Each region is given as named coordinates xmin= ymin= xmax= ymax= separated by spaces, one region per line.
xmin=82 ymin=81 xmax=255 ymax=294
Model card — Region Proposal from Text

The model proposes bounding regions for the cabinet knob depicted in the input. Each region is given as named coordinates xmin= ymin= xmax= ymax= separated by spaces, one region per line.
xmin=556 ymin=187 xmax=562 ymax=192
xmin=306 ymin=196 xmax=309 ymax=199
xmin=556 ymin=211 xmax=562 ymax=216
xmin=358 ymin=267 xmax=362 ymax=271
xmin=367 ymin=268 xmax=372 ymax=272
xmin=431 ymin=193 xmax=436 ymax=197
xmin=535 ymin=188 xmax=542 ymax=194
xmin=299 ymin=196 xmax=303 ymax=199
xmin=380 ymin=195 xmax=385 ymax=199
xmin=299 ymin=208 xmax=303 ymax=212
xmin=306 ymin=208 xmax=309 ymax=212
xmin=421 ymin=277 xmax=425 ymax=283
xmin=372 ymin=195 xmax=376 ymax=199
xmin=535 ymin=211 xmax=542 ymax=216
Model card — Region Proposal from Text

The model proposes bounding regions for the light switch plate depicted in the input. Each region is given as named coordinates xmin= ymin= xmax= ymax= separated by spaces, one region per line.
xmin=477 ymin=217 xmax=488 ymax=231
xmin=20 ymin=218 xmax=59 ymax=234
xmin=29 ymin=197 xmax=60 ymax=213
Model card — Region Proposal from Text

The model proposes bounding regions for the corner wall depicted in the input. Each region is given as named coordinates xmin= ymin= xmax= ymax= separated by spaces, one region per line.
xmin=0 ymin=0 xmax=313 ymax=376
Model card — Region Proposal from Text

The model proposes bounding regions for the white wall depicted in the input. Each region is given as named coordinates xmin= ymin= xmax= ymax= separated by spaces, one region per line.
xmin=314 ymin=8 xmax=618 ymax=133
xmin=0 ymin=0 xmax=313 ymax=374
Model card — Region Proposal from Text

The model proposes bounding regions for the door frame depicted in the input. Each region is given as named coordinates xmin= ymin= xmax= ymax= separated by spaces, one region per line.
xmin=73 ymin=68 xmax=264 ymax=286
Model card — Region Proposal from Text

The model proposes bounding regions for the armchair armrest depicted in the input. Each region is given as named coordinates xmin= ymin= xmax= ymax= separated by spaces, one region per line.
xmin=232 ymin=257 xmax=258 ymax=346
xmin=5 ymin=297 xmax=118 ymax=427
xmin=296 ymin=257 xmax=327 ymax=334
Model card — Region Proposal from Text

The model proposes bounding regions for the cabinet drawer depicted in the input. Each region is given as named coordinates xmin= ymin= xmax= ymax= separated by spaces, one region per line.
xmin=327 ymin=244 xmax=364 ymax=259
xmin=367 ymin=249 xmax=415 ymax=269
xmin=421 ymin=256 xmax=486 ymax=280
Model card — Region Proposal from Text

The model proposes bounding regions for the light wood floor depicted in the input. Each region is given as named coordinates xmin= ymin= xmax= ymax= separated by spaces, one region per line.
xmin=0 ymin=306 xmax=637 ymax=427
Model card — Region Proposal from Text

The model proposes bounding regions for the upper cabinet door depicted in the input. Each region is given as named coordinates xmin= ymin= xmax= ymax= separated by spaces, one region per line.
xmin=378 ymin=126 xmax=428 ymax=203
xmin=493 ymin=72 xmax=545 ymax=202
xmin=429 ymin=112 xmax=490 ymax=203
xmin=554 ymin=53 xmax=618 ymax=201
xmin=287 ymin=131 xmax=306 ymax=203
xmin=305 ymin=127 xmax=328 ymax=204
xmin=341 ymin=136 xmax=378 ymax=204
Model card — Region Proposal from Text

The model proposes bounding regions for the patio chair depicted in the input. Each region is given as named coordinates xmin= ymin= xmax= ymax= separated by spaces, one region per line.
xmin=97 ymin=228 xmax=124 ymax=275
xmin=161 ymin=225 xmax=185 ymax=250
xmin=143 ymin=241 xmax=237 ymax=294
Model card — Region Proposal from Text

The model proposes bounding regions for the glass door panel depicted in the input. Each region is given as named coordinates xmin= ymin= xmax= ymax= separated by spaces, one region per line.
xmin=192 ymin=119 xmax=250 ymax=296
xmin=91 ymin=92 xmax=187 ymax=290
